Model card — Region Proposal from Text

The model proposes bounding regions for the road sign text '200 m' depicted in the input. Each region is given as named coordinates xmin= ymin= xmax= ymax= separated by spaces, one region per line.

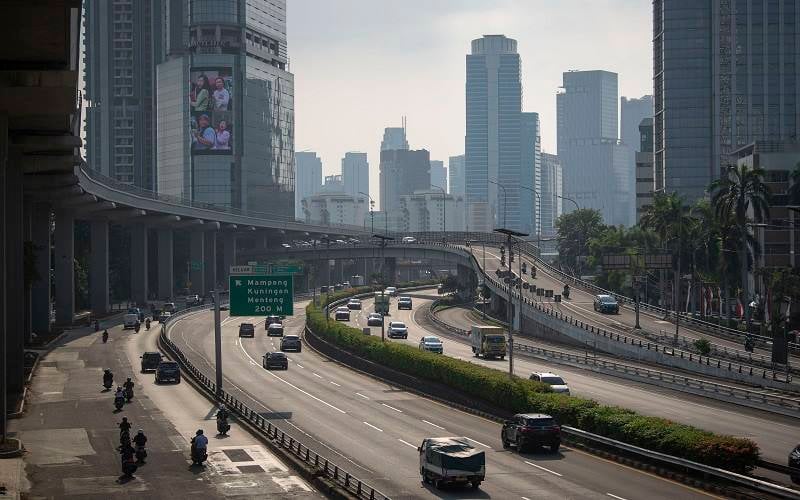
xmin=229 ymin=274 xmax=294 ymax=316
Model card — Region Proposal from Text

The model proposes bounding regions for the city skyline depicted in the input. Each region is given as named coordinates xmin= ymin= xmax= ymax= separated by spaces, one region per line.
xmin=289 ymin=0 xmax=651 ymax=208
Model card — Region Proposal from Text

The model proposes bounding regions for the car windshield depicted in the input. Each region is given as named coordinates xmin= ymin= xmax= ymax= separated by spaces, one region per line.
xmin=284 ymin=336 xmax=299 ymax=341
xmin=423 ymin=337 xmax=440 ymax=343
xmin=540 ymin=376 xmax=565 ymax=385
xmin=599 ymin=296 xmax=616 ymax=304
xmin=525 ymin=417 xmax=556 ymax=427
xmin=269 ymin=353 xmax=286 ymax=359
xmin=127 ymin=308 xmax=138 ymax=314
xmin=391 ymin=322 xmax=406 ymax=328
xmin=159 ymin=363 xmax=178 ymax=371
xmin=487 ymin=336 xmax=504 ymax=343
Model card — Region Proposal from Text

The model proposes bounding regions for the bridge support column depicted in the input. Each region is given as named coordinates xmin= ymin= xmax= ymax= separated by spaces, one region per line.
xmin=157 ymin=228 xmax=174 ymax=300
xmin=222 ymin=235 xmax=237 ymax=290
xmin=384 ymin=257 xmax=396 ymax=284
xmin=54 ymin=210 xmax=75 ymax=325
xmin=5 ymin=146 xmax=25 ymax=394
xmin=334 ymin=260 xmax=344 ymax=284
xmin=189 ymin=231 xmax=205 ymax=296
xmin=90 ymin=220 xmax=110 ymax=315
xmin=130 ymin=223 xmax=148 ymax=304
xmin=22 ymin=200 xmax=32 ymax=342
xmin=204 ymin=231 xmax=217 ymax=292
xmin=31 ymin=202 xmax=51 ymax=335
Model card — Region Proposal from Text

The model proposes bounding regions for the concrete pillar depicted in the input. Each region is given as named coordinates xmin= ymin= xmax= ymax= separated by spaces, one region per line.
xmin=204 ymin=231 xmax=217 ymax=293
xmin=31 ymin=202 xmax=51 ymax=335
xmin=0 ymin=114 xmax=6 ymax=437
xmin=130 ymin=223 xmax=148 ymax=304
xmin=54 ymin=210 xmax=75 ymax=325
xmin=6 ymin=146 xmax=25 ymax=393
xmin=22 ymin=200 xmax=32 ymax=342
xmin=189 ymin=231 xmax=205 ymax=296
xmin=384 ymin=257 xmax=397 ymax=284
xmin=222 ymin=235 xmax=237 ymax=290
xmin=157 ymin=228 xmax=174 ymax=300
xmin=334 ymin=260 xmax=344 ymax=284
xmin=90 ymin=220 xmax=110 ymax=315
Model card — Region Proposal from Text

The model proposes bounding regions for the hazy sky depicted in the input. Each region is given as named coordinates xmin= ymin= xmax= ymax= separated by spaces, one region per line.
xmin=288 ymin=0 xmax=652 ymax=206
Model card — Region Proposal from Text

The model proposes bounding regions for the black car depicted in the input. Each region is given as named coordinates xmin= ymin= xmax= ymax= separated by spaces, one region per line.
xmin=593 ymin=294 xmax=620 ymax=314
xmin=280 ymin=335 xmax=302 ymax=352
xmin=263 ymin=352 xmax=288 ymax=370
xmin=155 ymin=361 xmax=181 ymax=384
xmin=789 ymin=444 xmax=800 ymax=484
xmin=266 ymin=315 xmax=282 ymax=327
xmin=239 ymin=323 xmax=255 ymax=338
xmin=140 ymin=352 xmax=162 ymax=372
xmin=501 ymin=413 xmax=560 ymax=453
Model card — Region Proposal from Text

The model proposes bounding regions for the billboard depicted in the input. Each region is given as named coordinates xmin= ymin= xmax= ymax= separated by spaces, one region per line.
xmin=189 ymin=68 xmax=233 ymax=154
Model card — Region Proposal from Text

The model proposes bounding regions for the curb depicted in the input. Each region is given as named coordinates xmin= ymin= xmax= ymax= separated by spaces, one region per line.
xmin=0 ymin=439 xmax=24 ymax=459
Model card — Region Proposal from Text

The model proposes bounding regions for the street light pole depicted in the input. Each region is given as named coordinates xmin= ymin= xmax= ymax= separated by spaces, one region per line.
xmin=372 ymin=234 xmax=394 ymax=342
xmin=495 ymin=227 xmax=529 ymax=379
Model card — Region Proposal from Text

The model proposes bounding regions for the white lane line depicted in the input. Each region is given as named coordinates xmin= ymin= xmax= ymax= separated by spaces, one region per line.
xmin=521 ymin=497 xmax=532 ymax=500
xmin=381 ymin=403 xmax=403 ymax=413
xmin=313 ymin=372 xmax=323 ymax=379
xmin=355 ymin=392 xmax=369 ymax=399
xmin=330 ymin=381 xmax=341 ymax=387
xmin=422 ymin=419 xmax=445 ymax=430
xmin=398 ymin=438 xmax=417 ymax=449
xmin=236 ymin=337 xmax=346 ymax=414
xmin=465 ymin=437 xmax=491 ymax=448
xmin=296 ymin=364 xmax=304 ymax=369
xmin=606 ymin=494 xmax=628 ymax=500
xmin=524 ymin=461 xmax=563 ymax=477
xmin=363 ymin=421 xmax=383 ymax=432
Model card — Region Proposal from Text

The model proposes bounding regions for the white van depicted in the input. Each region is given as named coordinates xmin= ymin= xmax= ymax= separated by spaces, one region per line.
xmin=123 ymin=313 xmax=139 ymax=329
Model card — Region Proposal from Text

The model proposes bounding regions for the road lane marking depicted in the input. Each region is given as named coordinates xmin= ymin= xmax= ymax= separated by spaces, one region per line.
xmin=521 ymin=497 xmax=532 ymax=500
xmin=330 ymin=381 xmax=341 ymax=387
xmin=465 ymin=437 xmax=491 ymax=448
xmin=606 ymin=494 xmax=628 ymax=500
xmin=524 ymin=461 xmax=562 ymax=477
xmin=381 ymin=403 xmax=402 ymax=413
xmin=313 ymin=372 xmax=323 ymax=379
xmin=296 ymin=364 xmax=304 ymax=369
xmin=398 ymin=439 xmax=417 ymax=449
xmin=422 ymin=419 xmax=445 ymax=429
xmin=355 ymin=392 xmax=369 ymax=399
xmin=363 ymin=421 xmax=383 ymax=432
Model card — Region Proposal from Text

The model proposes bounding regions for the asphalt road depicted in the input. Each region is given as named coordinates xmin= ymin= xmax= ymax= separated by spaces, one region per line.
xmin=168 ymin=303 xmax=716 ymax=499
xmin=347 ymin=291 xmax=800 ymax=466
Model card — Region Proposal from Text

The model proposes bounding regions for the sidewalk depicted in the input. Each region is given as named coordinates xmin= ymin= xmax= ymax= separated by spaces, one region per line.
xmin=3 ymin=316 xmax=318 ymax=499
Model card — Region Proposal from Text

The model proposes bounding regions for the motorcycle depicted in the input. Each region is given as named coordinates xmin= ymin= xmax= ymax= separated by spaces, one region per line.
xmin=124 ymin=386 xmax=134 ymax=402
xmin=103 ymin=376 xmax=114 ymax=390
xmin=190 ymin=445 xmax=208 ymax=466
xmin=114 ymin=395 xmax=125 ymax=411
xmin=134 ymin=323 xmax=141 ymax=334
xmin=145 ymin=319 xmax=151 ymax=330
xmin=217 ymin=417 xmax=230 ymax=436
xmin=563 ymin=286 xmax=570 ymax=300
xmin=94 ymin=320 xmax=100 ymax=332
xmin=135 ymin=445 xmax=147 ymax=463
xmin=102 ymin=330 xmax=109 ymax=343
xmin=121 ymin=455 xmax=138 ymax=477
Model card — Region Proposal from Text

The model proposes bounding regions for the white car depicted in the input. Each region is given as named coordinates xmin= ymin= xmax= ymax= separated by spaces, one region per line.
xmin=402 ymin=236 xmax=417 ymax=244
xmin=385 ymin=286 xmax=398 ymax=296
xmin=367 ymin=313 xmax=383 ymax=326
xmin=335 ymin=307 xmax=351 ymax=321
xmin=347 ymin=298 xmax=362 ymax=310
xmin=530 ymin=372 xmax=570 ymax=395
xmin=387 ymin=321 xmax=408 ymax=339
xmin=418 ymin=336 xmax=443 ymax=354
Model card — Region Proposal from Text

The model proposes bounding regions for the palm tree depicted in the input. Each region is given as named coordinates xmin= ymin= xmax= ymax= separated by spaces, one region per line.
xmin=709 ymin=164 xmax=770 ymax=323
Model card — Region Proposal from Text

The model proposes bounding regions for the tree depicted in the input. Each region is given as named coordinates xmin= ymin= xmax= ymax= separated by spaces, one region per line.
xmin=709 ymin=164 xmax=771 ymax=318
xmin=788 ymin=162 xmax=800 ymax=205
xmin=555 ymin=208 xmax=604 ymax=275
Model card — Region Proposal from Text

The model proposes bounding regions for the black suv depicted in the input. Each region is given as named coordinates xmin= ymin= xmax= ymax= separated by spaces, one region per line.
xmin=239 ymin=323 xmax=255 ymax=338
xmin=501 ymin=413 xmax=560 ymax=453
xmin=140 ymin=352 xmax=162 ymax=372
xmin=155 ymin=361 xmax=181 ymax=384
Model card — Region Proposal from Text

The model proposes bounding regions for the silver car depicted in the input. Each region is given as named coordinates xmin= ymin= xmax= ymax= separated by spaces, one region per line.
xmin=530 ymin=372 xmax=570 ymax=395
xmin=418 ymin=336 xmax=443 ymax=354
xmin=387 ymin=321 xmax=408 ymax=339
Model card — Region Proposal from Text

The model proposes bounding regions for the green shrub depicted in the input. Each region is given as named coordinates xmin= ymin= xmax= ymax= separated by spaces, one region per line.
xmin=693 ymin=338 xmax=711 ymax=355
xmin=306 ymin=302 xmax=759 ymax=472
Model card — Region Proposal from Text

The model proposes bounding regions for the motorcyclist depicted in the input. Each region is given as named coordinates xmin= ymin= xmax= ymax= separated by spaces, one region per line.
xmin=102 ymin=329 xmax=109 ymax=343
xmin=94 ymin=319 xmax=100 ymax=332
xmin=134 ymin=321 xmax=141 ymax=333
xmin=133 ymin=430 xmax=147 ymax=463
xmin=120 ymin=442 xmax=137 ymax=477
xmin=145 ymin=318 xmax=151 ymax=330
xmin=123 ymin=378 xmax=135 ymax=401
xmin=114 ymin=387 xmax=125 ymax=408
xmin=216 ymin=405 xmax=229 ymax=422
xmin=103 ymin=369 xmax=114 ymax=388
xmin=191 ymin=429 xmax=208 ymax=464
xmin=563 ymin=284 xmax=570 ymax=299
xmin=216 ymin=406 xmax=230 ymax=435
xmin=119 ymin=417 xmax=132 ymax=436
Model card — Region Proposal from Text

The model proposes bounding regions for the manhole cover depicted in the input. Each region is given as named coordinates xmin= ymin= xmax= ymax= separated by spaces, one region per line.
xmin=223 ymin=449 xmax=253 ymax=462
xmin=237 ymin=465 xmax=264 ymax=474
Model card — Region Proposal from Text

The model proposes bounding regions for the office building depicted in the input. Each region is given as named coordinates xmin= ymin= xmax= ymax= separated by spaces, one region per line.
xmin=84 ymin=0 xmax=160 ymax=189
xmin=540 ymin=152 xmax=562 ymax=238
xmin=448 ymin=154 xmax=466 ymax=199
xmin=381 ymin=126 xmax=409 ymax=151
xmin=520 ymin=112 xmax=541 ymax=236
xmin=430 ymin=160 xmax=447 ymax=192
xmin=621 ymin=96 xmax=654 ymax=149
xmin=557 ymin=70 xmax=634 ymax=227
xmin=654 ymin=0 xmax=800 ymax=203
xmin=379 ymin=148 xmax=430 ymax=212
xmin=320 ymin=174 xmax=344 ymax=194
xmin=302 ymin=193 xmax=368 ymax=228
xmin=156 ymin=0 xmax=295 ymax=217
xmin=342 ymin=152 xmax=369 ymax=199
xmin=465 ymin=35 xmax=527 ymax=233
xmin=636 ymin=118 xmax=655 ymax=223
xmin=397 ymin=191 xmax=466 ymax=232
xmin=295 ymin=152 xmax=322 ymax=218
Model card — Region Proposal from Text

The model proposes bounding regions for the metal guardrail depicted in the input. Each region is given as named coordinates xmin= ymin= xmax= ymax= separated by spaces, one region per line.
xmin=160 ymin=304 xmax=389 ymax=500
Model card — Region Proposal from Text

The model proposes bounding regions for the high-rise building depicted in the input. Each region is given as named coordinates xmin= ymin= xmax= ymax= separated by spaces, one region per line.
xmin=430 ymin=160 xmax=447 ymax=192
xmin=448 ymin=154 xmax=465 ymax=199
xmin=295 ymin=152 xmax=322 ymax=218
xmin=636 ymin=118 xmax=655 ymax=223
xmin=398 ymin=191 xmax=466 ymax=232
xmin=653 ymin=0 xmax=800 ymax=203
xmin=621 ymin=96 xmax=654 ymax=149
xmin=520 ymin=112 xmax=541 ymax=236
xmin=557 ymin=70 xmax=634 ymax=227
xmin=321 ymin=174 xmax=344 ymax=194
xmin=342 ymin=152 xmax=369 ymax=198
xmin=539 ymin=153 xmax=563 ymax=238
xmin=465 ymin=35 xmax=525 ymax=233
xmin=379 ymin=149 xmax=430 ymax=212
xmin=156 ymin=0 xmax=295 ymax=217
xmin=84 ymin=0 xmax=160 ymax=189
xmin=302 ymin=193 xmax=368 ymax=228
xmin=381 ymin=126 xmax=409 ymax=151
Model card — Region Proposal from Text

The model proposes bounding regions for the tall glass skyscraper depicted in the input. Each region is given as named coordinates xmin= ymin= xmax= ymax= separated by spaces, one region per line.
xmin=156 ymin=0 xmax=295 ymax=217
xmin=448 ymin=154 xmax=466 ymax=199
xmin=295 ymin=151 xmax=322 ymax=217
xmin=465 ymin=35 xmax=526 ymax=233
xmin=520 ymin=112 xmax=540 ymax=236
xmin=654 ymin=0 xmax=800 ymax=202
xmin=342 ymin=152 xmax=369 ymax=199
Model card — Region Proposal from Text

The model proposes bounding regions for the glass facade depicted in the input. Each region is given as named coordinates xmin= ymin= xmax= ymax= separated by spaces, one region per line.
xmin=540 ymin=153 xmax=562 ymax=237
xmin=448 ymin=154 xmax=465 ymax=199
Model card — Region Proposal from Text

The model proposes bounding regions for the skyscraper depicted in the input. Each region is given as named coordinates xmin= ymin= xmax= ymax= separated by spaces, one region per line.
xmin=342 ymin=152 xmax=369 ymax=198
xmin=653 ymin=0 xmax=800 ymax=202
xmin=520 ymin=112 xmax=541 ymax=236
xmin=557 ymin=70 xmax=634 ymax=227
xmin=540 ymin=152 xmax=563 ymax=238
xmin=84 ymin=0 xmax=160 ymax=189
xmin=430 ymin=160 xmax=447 ymax=191
xmin=621 ymin=96 xmax=654 ymax=149
xmin=465 ymin=35 xmax=524 ymax=233
xmin=156 ymin=0 xmax=295 ymax=217
xmin=448 ymin=155 xmax=465 ymax=199
xmin=636 ymin=118 xmax=655 ymax=223
xmin=295 ymin=152 xmax=322 ymax=217
xmin=379 ymin=149 xmax=430 ymax=212
xmin=381 ymin=126 xmax=409 ymax=151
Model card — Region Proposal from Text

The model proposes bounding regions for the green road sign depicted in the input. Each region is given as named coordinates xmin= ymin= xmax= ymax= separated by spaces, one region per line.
xmin=270 ymin=264 xmax=303 ymax=274
xmin=229 ymin=275 xmax=294 ymax=316
xmin=190 ymin=261 xmax=202 ymax=271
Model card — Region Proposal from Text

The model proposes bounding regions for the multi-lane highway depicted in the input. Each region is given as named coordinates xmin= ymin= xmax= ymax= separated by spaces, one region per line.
xmin=346 ymin=290 xmax=799 ymax=466
xmin=168 ymin=300 xmax=715 ymax=499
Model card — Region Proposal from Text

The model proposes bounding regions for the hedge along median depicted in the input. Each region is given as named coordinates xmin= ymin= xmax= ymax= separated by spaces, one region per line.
xmin=306 ymin=302 xmax=759 ymax=473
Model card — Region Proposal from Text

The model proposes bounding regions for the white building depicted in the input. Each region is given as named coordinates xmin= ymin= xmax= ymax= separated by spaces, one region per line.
xmin=397 ymin=190 xmax=465 ymax=232
xmin=302 ymin=193 xmax=368 ymax=228
xmin=294 ymin=152 xmax=323 ymax=218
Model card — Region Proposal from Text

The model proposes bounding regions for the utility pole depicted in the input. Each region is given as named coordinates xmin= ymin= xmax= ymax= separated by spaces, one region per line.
xmin=495 ymin=227 xmax=529 ymax=379
xmin=213 ymin=289 xmax=222 ymax=395
xmin=372 ymin=233 xmax=394 ymax=342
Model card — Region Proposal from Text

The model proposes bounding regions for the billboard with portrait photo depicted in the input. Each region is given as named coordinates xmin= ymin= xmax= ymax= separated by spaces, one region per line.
xmin=189 ymin=68 xmax=233 ymax=154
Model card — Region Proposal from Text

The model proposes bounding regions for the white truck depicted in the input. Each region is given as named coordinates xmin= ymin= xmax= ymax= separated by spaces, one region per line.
xmin=470 ymin=325 xmax=507 ymax=360
xmin=123 ymin=313 xmax=139 ymax=330
xmin=418 ymin=437 xmax=485 ymax=490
